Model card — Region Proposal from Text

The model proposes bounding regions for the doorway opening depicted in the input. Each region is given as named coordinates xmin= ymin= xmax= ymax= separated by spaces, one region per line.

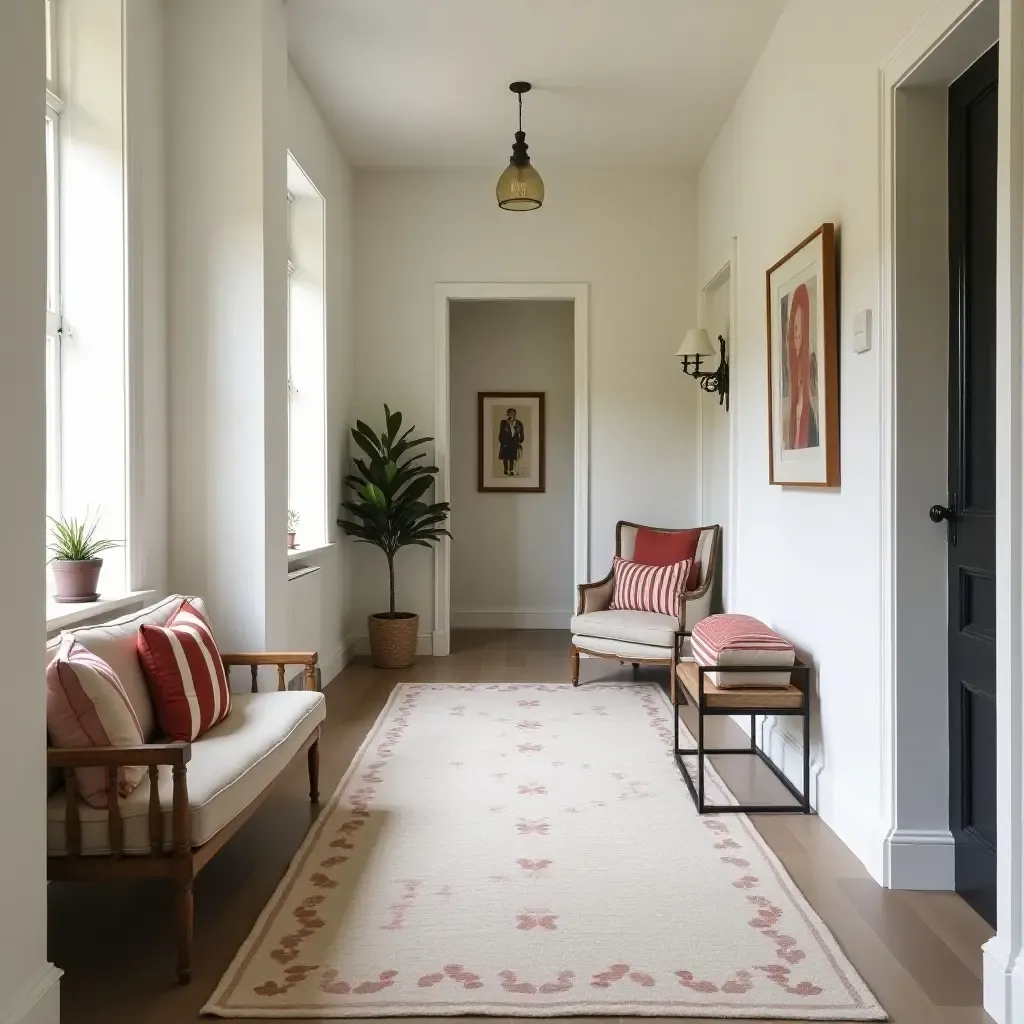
xmin=432 ymin=283 xmax=590 ymax=656
xmin=448 ymin=300 xmax=575 ymax=631
xmin=880 ymin=0 xmax=998 ymax=903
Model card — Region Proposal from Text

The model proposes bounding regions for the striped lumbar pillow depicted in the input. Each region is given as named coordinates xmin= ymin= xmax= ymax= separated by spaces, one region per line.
xmin=46 ymin=636 xmax=146 ymax=807
xmin=610 ymin=555 xmax=691 ymax=617
xmin=137 ymin=599 xmax=231 ymax=742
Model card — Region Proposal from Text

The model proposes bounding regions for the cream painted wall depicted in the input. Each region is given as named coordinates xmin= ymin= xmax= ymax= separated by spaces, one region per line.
xmin=449 ymin=301 xmax=575 ymax=626
xmin=0 ymin=5 xmax=61 ymax=1022
xmin=286 ymin=62 xmax=355 ymax=680
xmin=351 ymin=168 xmax=699 ymax=635
xmin=166 ymin=0 xmax=289 ymax=663
xmin=696 ymin=0 xmax=949 ymax=878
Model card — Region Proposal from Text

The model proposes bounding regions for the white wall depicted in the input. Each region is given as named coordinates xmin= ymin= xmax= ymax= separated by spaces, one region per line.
xmin=286 ymin=62 xmax=355 ymax=681
xmin=351 ymin=168 xmax=699 ymax=637
xmin=449 ymin=300 xmax=575 ymax=628
xmin=696 ymin=0 xmax=953 ymax=877
xmin=0 ymin=4 xmax=61 ymax=1022
xmin=165 ymin=0 xmax=289 ymax=664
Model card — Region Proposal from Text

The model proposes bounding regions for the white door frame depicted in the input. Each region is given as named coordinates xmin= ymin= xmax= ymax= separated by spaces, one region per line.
xmin=878 ymin=1 xmax=1024 ymax=1020
xmin=432 ymin=282 xmax=590 ymax=657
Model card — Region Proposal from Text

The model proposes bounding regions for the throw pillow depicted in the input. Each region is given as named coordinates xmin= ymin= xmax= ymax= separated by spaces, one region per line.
xmin=137 ymin=599 xmax=231 ymax=742
xmin=46 ymin=636 xmax=146 ymax=808
xmin=632 ymin=526 xmax=702 ymax=591
xmin=611 ymin=555 xmax=692 ymax=617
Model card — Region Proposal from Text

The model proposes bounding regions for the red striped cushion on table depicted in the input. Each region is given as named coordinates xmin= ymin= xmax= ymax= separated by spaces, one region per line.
xmin=610 ymin=555 xmax=691 ymax=616
xmin=137 ymin=599 xmax=231 ymax=742
xmin=690 ymin=614 xmax=793 ymax=664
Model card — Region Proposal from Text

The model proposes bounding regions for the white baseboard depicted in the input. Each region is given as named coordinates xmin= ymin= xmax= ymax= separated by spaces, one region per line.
xmin=351 ymin=634 xmax=434 ymax=658
xmin=2 ymin=964 xmax=61 ymax=1024
xmin=982 ymin=934 xmax=1024 ymax=1024
xmin=317 ymin=643 xmax=349 ymax=688
xmin=815 ymin=765 xmax=889 ymax=885
xmin=757 ymin=717 xmax=823 ymax=809
xmin=884 ymin=828 xmax=955 ymax=889
xmin=432 ymin=630 xmax=449 ymax=657
xmin=450 ymin=607 xmax=571 ymax=630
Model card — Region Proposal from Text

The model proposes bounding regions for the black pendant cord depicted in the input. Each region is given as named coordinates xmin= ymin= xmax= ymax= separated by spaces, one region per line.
xmin=518 ymin=91 xmax=523 ymax=133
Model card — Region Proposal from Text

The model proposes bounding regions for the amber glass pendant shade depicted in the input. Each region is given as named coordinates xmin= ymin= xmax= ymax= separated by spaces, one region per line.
xmin=496 ymin=83 xmax=544 ymax=211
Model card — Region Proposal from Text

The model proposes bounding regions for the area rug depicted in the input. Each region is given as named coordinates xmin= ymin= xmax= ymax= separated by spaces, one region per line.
xmin=204 ymin=683 xmax=885 ymax=1019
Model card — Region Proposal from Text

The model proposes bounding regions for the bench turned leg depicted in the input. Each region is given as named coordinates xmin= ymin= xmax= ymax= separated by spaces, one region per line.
xmin=571 ymin=649 xmax=580 ymax=687
xmin=308 ymin=732 xmax=321 ymax=803
xmin=175 ymin=876 xmax=193 ymax=984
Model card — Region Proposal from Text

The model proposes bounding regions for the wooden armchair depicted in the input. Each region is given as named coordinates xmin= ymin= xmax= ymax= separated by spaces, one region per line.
xmin=570 ymin=522 xmax=721 ymax=685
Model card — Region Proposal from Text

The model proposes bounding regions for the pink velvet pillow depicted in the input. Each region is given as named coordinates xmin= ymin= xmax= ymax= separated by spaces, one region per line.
xmin=632 ymin=527 xmax=702 ymax=591
xmin=46 ymin=636 xmax=146 ymax=808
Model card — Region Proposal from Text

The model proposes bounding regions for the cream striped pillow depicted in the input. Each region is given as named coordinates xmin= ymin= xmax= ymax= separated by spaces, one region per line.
xmin=610 ymin=555 xmax=691 ymax=617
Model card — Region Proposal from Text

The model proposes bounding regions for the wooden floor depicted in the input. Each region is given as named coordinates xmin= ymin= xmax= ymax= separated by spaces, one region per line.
xmin=48 ymin=630 xmax=994 ymax=1024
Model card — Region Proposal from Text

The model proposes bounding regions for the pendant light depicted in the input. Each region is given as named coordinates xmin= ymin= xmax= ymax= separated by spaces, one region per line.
xmin=496 ymin=82 xmax=544 ymax=211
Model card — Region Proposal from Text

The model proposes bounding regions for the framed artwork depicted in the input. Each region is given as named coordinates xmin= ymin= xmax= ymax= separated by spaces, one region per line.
xmin=765 ymin=223 xmax=840 ymax=487
xmin=477 ymin=392 xmax=545 ymax=493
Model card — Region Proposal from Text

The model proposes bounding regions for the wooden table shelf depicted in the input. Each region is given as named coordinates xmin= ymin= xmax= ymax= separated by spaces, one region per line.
xmin=674 ymin=660 xmax=804 ymax=710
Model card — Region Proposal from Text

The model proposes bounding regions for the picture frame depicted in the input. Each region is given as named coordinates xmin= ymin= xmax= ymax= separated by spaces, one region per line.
xmin=477 ymin=392 xmax=545 ymax=493
xmin=765 ymin=223 xmax=840 ymax=487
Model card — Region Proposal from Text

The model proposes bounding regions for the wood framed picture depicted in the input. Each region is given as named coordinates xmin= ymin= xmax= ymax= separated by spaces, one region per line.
xmin=765 ymin=223 xmax=840 ymax=487
xmin=477 ymin=392 xmax=545 ymax=493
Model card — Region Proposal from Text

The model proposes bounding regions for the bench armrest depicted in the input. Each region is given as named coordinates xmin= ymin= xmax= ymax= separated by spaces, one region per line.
xmin=49 ymin=742 xmax=191 ymax=859
xmin=221 ymin=652 xmax=319 ymax=692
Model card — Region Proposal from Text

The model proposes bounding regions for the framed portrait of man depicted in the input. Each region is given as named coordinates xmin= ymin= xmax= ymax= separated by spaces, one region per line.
xmin=477 ymin=392 xmax=545 ymax=493
xmin=765 ymin=223 xmax=840 ymax=487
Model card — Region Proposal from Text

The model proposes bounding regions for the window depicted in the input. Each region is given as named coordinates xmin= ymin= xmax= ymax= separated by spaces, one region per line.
xmin=45 ymin=0 xmax=63 ymax=525
xmin=286 ymin=153 xmax=328 ymax=552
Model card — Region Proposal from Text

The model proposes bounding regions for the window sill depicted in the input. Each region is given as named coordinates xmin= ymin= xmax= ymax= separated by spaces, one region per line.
xmin=46 ymin=590 xmax=156 ymax=633
xmin=288 ymin=542 xmax=334 ymax=564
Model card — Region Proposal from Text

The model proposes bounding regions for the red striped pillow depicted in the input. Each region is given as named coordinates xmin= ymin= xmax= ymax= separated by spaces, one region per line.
xmin=611 ymin=555 xmax=691 ymax=616
xmin=46 ymin=636 xmax=146 ymax=807
xmin=137 ymin=600 xmax=231 ymax=742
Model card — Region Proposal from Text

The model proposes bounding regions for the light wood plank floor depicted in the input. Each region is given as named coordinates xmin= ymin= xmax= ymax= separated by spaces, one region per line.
xmin=48 ymin=629 xmax=994 ymax=1023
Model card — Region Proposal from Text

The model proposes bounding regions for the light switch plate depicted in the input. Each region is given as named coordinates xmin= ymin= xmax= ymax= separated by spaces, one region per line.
xmin=852 ymin=309 xmax=872 ymax=353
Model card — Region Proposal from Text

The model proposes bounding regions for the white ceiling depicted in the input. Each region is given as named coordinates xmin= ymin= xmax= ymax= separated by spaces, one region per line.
xmin=285 ymin=0 xmax=787 ymax=170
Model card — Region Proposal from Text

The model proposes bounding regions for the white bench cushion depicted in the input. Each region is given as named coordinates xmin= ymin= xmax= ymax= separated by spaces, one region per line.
xmin=47 ymin=690 xmax=325 ymax=856
xmin=570 ymin=609 xmax=679 ymax=649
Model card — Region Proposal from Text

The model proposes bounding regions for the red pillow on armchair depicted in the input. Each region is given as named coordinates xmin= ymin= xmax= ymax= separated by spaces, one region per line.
xmin=633 ymin=526 xmax=702 ymax=591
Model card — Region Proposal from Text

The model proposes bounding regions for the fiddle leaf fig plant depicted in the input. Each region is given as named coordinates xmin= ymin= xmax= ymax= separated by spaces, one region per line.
xmin=338 ymin=405 xmax=451 ymax=616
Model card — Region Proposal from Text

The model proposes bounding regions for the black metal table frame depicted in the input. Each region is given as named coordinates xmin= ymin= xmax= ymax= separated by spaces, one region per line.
xmin=671 ymin=632 xmax=812 ymax=814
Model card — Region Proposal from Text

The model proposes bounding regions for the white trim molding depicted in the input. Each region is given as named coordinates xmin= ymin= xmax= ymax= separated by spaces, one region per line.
xmin=1 ymin=963 xmax=61 ymax=1024
xmin=885 ymin=829 xmax=956 ymax=890
xmin=432 ymin=282 xmax=590 ymax=658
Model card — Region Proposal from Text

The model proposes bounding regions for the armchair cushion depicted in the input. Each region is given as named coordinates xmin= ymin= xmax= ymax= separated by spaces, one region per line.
xmin=633 ymin=526 xmax=702 ymax=590
xmin=570 ymin=609 xmax=679 ymax=648
xmin=611 ymin=556 xmax=691 ymax=616
xmin=47 ymin=690 xmax=325 ymax=856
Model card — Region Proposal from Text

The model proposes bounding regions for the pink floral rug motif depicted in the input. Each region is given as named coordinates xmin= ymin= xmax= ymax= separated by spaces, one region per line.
xmin=204 ymin=683 xmax=885 ymax=1019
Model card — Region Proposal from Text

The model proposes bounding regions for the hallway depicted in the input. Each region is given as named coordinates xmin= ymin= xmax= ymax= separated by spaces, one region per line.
xmin=48 ymin=632 xmax=993 ymax=1024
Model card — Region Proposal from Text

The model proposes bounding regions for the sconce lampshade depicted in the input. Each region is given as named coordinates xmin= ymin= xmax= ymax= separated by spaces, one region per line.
xmin=676 ymin=327 xmax=716 ymax=359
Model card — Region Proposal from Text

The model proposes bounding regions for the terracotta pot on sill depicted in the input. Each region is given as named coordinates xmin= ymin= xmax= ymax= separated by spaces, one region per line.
xmin=51 ymin=558 xmax=102 ymax=603
xmin=367 ymin=612 xmax=419 ymax=669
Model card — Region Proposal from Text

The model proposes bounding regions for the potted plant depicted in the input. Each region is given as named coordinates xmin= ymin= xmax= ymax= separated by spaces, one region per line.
xmin=47 ymin=512 xmax=120 ymax=603
xmin=287 ymin=508 xmax=300 ymax=550
xmin=339 ymin=405 xmax=451 ymax=669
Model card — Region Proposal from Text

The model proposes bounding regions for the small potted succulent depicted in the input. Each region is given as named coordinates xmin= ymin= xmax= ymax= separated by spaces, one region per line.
xmin=287 ymin=509 xmax=300 ymax=550
xmin=47 ymin=513 xmax=120 ymax=603
xmin=339 ymin=405 xmax=451 ymax=669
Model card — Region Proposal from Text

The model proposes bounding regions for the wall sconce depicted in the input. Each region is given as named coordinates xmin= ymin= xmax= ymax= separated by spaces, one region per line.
xmin=676 ymin=328 xmax=730 ymax=410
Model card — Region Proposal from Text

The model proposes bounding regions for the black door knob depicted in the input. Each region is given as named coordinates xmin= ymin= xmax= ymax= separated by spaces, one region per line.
xmin=929 ymin=504 xmax=954 ymax=523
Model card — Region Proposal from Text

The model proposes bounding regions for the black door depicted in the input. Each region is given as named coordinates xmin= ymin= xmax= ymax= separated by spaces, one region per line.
xmin=940 ymin=45 xmax=998 ymax=927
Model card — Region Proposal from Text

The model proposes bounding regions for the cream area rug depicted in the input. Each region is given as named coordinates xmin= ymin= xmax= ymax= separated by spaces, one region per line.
xmin=205 ymin=683 xmax=885 ymax=1019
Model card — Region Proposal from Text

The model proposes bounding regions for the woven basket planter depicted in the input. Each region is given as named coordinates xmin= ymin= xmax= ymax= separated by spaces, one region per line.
xmin=367 ymin=613 xmax=419 ymax=669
